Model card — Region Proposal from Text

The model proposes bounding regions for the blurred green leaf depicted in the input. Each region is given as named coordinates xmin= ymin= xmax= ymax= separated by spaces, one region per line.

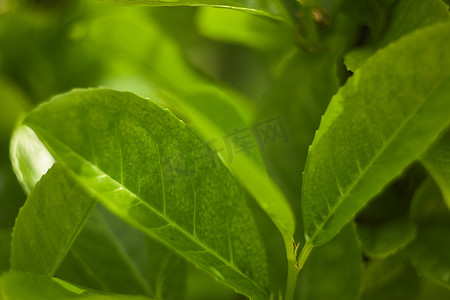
xmin=345 ymin=0 xmax=450 ymax=71
xmin=0 ymin=271 xmax=155 ymax=300
xmin=408 ymin=178 xmax=450 ymax=289
xmin=355 ymin=168 xmax=423 ymax=258
xmin=301 ymin=21 xmax=450 ymax=247
xmin=20 ymin=88 xmax=269 ymax=300
xmin=256 ymin=50 xmax=338 ymax=241
xmin=416 ymin=278 xmax=450 ymax=300
xmin=196 ymin=7 xmax=294 ymax=51
xmin=421 ymin=129 xmax=450 ymax=208
xmin=360 ymin=256 xmax=420 ymax=300
xmin=357 ymin=216 xmax=415 ymax=258
xmin=10 ymin=164 xmax=96 ymax=276
xmin=297 ymin=224 xmax=362 ymax=300
xmin=408 ymin=224 xmax=450 ymax=289
xmin=410 ymin=178 xmax=450 ymax=225
xmin=105 ymin=0 xmax=294 ymax=27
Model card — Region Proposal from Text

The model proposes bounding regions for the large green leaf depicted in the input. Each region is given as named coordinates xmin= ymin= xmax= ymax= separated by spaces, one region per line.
xmin=301 ymin=21 xmax=450 ymax=246
xmin=297 ymin=224 xmax=362 ymax=300
xmin=0 ymin=271 xmax=154 ymax=300
xmin=106 ymin=0 xmax=293 ymax=26
xmin=421 ymin=129 xmax=450 ymax=208
xmin=77 ymin=3 xmax=295 ymax=240
xmin=10 ymin=164 xmax=97 ymax=276
xmin=18 ymin=88 xmax=269 ymax=300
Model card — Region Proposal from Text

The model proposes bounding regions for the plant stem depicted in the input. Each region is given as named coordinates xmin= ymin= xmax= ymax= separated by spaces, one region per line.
xmin=284 ymin=254 xmax=299 ymax=300
xmin=283 ymin=237 xmax=314 ymax=300
xmin=283 ymin=236 xmax=299 ymax=300
xmin=296 ymin=242 xmax=313 ymax=271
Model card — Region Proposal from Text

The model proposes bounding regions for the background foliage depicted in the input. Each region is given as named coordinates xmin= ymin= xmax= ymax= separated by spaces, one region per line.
xmin=1 ymin=0 xmax=450 ymax=299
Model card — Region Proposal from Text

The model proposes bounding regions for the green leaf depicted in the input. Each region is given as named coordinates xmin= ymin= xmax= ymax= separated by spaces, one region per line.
xmin=416 ymin=279 xmax=450 ymax=300
xmin=297 ymin=224 xmax=362 ymax=300
xmin=19 ymin=88 xmax=269 ymax=300
xmin=77 ymin=4 xmax=295 ymax=240
xmin=357 ymin=216 xmax=415 ymax=258
xmin=56 ymin=210 xmax=153 ymax=296
xmin=0 ymin=271 xmax=154 ymax=300
xmin=421 ymin=129 xmax=450 ymax=208
xmin=360 ymin=256 xmax=420 ymax=300
xmin=144 ymin=237 xmax=187 ymax=300
xmin=257 ymin=50 xmax=338 ymax=235
xmin=10 ymin=164 xmax=96 ymax=276
xmin=344 ymin=0 xmax=450 ymax=71
xmin=408 ymin=224 xmax=450 ymax=289
xmin=410 ymin=178 xmax=450 ymax=225
xmin=355 ymin=169 xmax=422 ymax=258
xmin=408 ymin=178 xmax=450 ymax=289
xmin=301 ymin=21 xmax=450 ymax=247
xmin=106 ymin=0 xmax=293 ymax=27
xmin=196 ymin=7 xmax=293 ymax=51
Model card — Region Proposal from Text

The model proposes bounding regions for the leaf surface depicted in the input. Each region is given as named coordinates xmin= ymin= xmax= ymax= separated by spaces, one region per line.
xmin=10 ymin=164 xmax=96 ymax=276
xmin=79 ymin=5 xmax=295 ymax=239
xmin=20 ymin=88 xmax=269 ymax=300
xmin=302 ymin=21 xmax=450 ymax=246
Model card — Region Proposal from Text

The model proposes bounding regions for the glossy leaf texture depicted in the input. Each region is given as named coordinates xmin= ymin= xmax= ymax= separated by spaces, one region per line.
xmin=18 ymin=88 xmax=269 ymax=300
xmin=0 ymin=271 xmax=154 ymax=300
xmin=301 ymin=21 xmax=450 ymax=246
xmin=106 ymin=0 xmax=293 ymax=27
xmin=297 ymin=224 xmax=362 ymax=300
xmin=408 ymin=178 xmax=450 ymax=289
xmin=421 ymin=128 xmax=450 ymax=208
xmin=10 ymin=164 xmax=97 ymax=276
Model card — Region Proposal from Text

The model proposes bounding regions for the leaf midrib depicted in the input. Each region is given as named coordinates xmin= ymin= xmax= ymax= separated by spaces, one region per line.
xmin=26 ymin=123 xmax=267 ymax=298
xmin=307 ymin=73 xmax=450 ymax=245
